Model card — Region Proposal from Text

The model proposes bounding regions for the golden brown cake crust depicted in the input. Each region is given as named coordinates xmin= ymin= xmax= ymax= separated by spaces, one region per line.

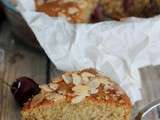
xmin=35 ymin=0 xmax=160 ymax=22
xmin=35 ymin=0 xmax=99 ymax=23
xmin=22 ymin=68 xmax=131 ymax=112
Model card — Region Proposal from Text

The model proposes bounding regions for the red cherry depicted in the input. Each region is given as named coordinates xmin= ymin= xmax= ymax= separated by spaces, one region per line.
xmin=11 ymin=77 xmax=41 ymax=106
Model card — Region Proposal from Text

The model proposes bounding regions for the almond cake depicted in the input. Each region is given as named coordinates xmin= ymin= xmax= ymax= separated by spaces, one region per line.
xmin=21 ymin=69 xmax=132 ymax=120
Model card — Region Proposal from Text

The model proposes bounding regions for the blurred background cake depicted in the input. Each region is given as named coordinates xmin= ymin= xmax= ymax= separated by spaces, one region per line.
xmin=36 ymin=0 xmax=160 ymax=22
xmin=1 ymin=0 xmax=160 ymax=51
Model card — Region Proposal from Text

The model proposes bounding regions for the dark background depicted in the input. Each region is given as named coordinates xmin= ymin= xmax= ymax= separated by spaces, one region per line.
xmin=0 ymin=3 xmax=5 ymax=24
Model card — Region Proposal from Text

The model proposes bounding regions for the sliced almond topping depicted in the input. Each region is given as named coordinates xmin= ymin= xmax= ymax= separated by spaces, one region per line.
xmin=45 ymin=93 xmax=55 ymax=101
xmin=87 ymin=79 xmax=100 ymax=89
xmin=54 ymin=94 xmax=65 ymax=102
xmin=30 ymin=94 xmax=45 ymax=107
xmin=98 ymin=78 xmax=110 ymax=85
xmin=62 ymin=74 xmax=72 ymax=84
xmin=45 ymin=93 xmax=65 ymax=102
xmin=68 ymin=7 xmax=79 ymax=15
xmin=72 ymin=73 xmax=82 ymax=85
xmin=82 ymin=77 xmax=90 ymax=84
xmin=81 ymin=72 xmax=95 ymax=78
xmin=72 ymin=85 xmax=90 ymax=96
xmin=90 ymin=88 xmax=98 ymax=94
xmin=49 ymin=83 xmax=58 ymax=91
xmin=40 ymin=85 xmax=53 ymax=92
xmin=97 ymin=78 xmax=110 ymax=90
xmin=71 ymin=95 xmax=86 ymax=104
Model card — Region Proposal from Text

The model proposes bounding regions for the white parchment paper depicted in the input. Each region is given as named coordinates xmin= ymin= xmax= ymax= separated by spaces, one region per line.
xmin=17 ymin=0 xmax=160 ymax=104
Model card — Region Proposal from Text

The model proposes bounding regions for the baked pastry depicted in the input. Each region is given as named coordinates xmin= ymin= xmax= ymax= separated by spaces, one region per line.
xmin=35 ymin=0 xmax=160 ymax=22
xmin=35 ymin=0 xmax=99 ymax=23
xmin=100 ymin=0 xmax=160 ymax=19
xmin=21 ymin=68 xmax=132 ymax=120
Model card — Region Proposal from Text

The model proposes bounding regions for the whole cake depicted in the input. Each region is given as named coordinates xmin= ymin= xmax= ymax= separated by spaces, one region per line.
xmin=35 ymin=0 xmax=160 ymax=23
xmin=20 ymin=69 xmax=131 ymax=120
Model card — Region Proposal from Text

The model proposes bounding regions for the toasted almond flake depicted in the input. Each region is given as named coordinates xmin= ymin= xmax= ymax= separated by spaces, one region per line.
xmin=54 ymin=94 xmax=65 ymax=102
xmin=82 ymin=77 xmax=90 ymax=84
xmin=90 ymin=88 xmax=98 ymax=94
xmin=68 ymin=7 xmax=79 ymax=15
xmin=72 ymin=73 xmax=82 ymax=85
xmin=96 ymin=78 xmax=110 ymax=90
xmin=40 ymin=85 xmax=53 ymax=92
xmin=31 ymin=94 xmax=44 ymax=107
xmin=81 ymin=72 xmax=95 ymax=78
xmin=72 ymin=85 xmax=90 ymax=96
xmin=45 ymin=93 xmax=65 ymax=102
xmin=98 ymin=78 xmax=110 ymax=85
xmin=87 ymin=79 xmax=100 ymax=89
xmin=45 ymin=93 xmax=55 ymax=100
xmin=71 ymin=95 xmax=86 ymax=104
xmin=62 ymin=74 xmax=72 ymax=84
xmin=49 ymin=83 xmax=58 ymax=91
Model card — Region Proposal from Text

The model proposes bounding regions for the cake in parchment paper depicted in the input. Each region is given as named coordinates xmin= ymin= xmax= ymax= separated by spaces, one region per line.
xmin=21 ymin=69 xmax=131 ymax=120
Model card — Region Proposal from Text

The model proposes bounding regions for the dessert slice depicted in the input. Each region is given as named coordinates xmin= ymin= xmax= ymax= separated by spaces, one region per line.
xmin=35 ymin=0 xmax=99 ymax=23
xmin=20 ymin=69 xmax=131 ymax=120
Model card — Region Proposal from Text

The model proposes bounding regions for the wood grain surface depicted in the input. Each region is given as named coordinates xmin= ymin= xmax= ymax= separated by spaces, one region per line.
xmin=0 ymin=22 xmax=160 ymax=120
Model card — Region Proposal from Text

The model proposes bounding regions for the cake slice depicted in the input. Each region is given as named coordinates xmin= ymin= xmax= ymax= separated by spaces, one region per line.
xmin=35 ymin=0 xmax=99 ymax=23
xmin=21 ymin=69 xmax=132 ymax=120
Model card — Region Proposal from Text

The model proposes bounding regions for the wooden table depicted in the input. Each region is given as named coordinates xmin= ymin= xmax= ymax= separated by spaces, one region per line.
xmin=0 ymin=21 xmax=160 ymax=120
